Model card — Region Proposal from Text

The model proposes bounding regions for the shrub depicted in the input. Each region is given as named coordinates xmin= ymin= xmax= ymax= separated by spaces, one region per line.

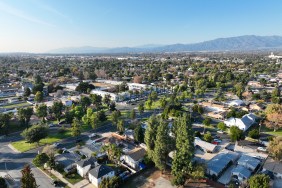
xmin=33 ymin=153 xmax=49 ymax=167
xmin=248 ymin=129 xmax=259 ymax=139
xmin=0 ymin=177 xmax=7 ymax=188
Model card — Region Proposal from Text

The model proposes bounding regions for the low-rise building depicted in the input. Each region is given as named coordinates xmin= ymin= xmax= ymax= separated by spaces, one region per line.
xmin=224 ymin=113 xmax=257 ymax=132
xmin=77 ymin=157 xmax=98 ymax=178
xmin=194 ymin=137 xmax=217 ymax=153
xmin=263 ymin=158 xmax=282 ymax=179
xmin=207 ymin=151 xmax=239 ymax=178
xmin=237 ymin=155 xmax=260 ymax=172
xmin=121 ymin=147 xmax=146 ymax=170
xmin=231 ymin=165 xmax=252 ymax=182
xmin=88 ymin=165 xmax=115 ymax=187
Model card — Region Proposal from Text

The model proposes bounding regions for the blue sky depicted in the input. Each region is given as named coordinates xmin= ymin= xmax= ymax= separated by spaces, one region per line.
xmin=0 ymin=0 xmax=282 ymax=52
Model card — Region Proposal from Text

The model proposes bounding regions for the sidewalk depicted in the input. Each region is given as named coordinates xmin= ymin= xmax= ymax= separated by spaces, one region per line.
xmin=50 ymin=170 xmax=74 ymax=188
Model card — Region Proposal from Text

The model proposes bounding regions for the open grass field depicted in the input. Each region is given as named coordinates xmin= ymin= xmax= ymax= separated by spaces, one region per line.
xmin=2 ymin=102 xmax=31 ymax=108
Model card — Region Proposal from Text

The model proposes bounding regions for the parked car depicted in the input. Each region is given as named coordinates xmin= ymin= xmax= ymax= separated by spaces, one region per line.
xmin=257 ymin=147 xmax=267 ymax=153
xmin=52 ymin=142 xmax=61 ymax=147
xmin=213 ymin=139 xmax=222 ymax=143
xmin=49 ymin=123 xmax=56 ymax=127
xmin=89 ymin=133 xmax=96 ymax=138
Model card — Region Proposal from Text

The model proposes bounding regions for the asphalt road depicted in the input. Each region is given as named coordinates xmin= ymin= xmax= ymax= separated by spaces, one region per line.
xmin=0 ymin=140 xmax=54 ymax=188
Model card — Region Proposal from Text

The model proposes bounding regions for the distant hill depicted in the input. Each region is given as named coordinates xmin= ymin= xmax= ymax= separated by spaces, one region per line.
xmin=48 ymin=35 xmax=282 ymax=54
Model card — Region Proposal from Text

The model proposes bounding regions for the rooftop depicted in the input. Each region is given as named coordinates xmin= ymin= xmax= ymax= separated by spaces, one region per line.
xmin=88 ymin=165 xmax=113 ymax=178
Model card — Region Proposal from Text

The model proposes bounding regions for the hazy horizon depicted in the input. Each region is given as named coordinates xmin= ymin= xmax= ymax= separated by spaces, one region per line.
xmin=1 ymin=0 xmax=282 ymax=53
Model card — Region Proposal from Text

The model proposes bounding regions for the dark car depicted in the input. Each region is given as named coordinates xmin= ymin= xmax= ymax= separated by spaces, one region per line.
xmin=76 ymin=139 xmax=83 ymax=143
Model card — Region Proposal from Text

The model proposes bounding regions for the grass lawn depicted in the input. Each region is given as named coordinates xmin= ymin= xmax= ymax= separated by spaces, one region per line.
xmin=265 ymin=130 xmax=282 ymax=137
xmin=11 ymin=129 xmax=73 ymax=152
xmin=2 ymin=102 xmax=31 ymax=108
xmin=64 ymin=173 xmax=83 ymax=185
xmin=145 ymin=100 xmax=161 ymax=110
xmin=261 ymin=126 xmax=282 ymax=136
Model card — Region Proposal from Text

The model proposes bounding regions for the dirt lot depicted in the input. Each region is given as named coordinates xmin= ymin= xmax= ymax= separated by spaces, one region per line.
xmin=121 ymin=168 xmax=213 ymax=188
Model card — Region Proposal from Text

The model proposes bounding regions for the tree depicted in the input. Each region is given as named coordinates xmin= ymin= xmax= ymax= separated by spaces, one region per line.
xmin=36 ymin=104 xmax=47 ymax=122
xmin=80 ymin=96 xmax=91 ymax=112
xmin=146 ymin=99 xmax=153 ymax=109
xmin=203 ymin=117 xmax=211 ymax=127
xmin=134 ymin=124 xmax=144 ymax=143
xmin=271 ymin=87 xmax=281 ymax=104
xmin=230 ymin=126 xmax=244 ymax=142
xmin=90 ymin=94 xmax=102 ymax=109
xmin=75 ymin=82 xmax=95 ymax=93
xmin=111 ymin=110 xmax=120 ymax=126
xmin=21 ymin=124 xmax=48 ymax=145
xmin=51 ymin=101 xmax=64 ymax=122
xmin=265 ymin=104 xmax=282 ymax=131
xmin=101 ymin=144 xmax=122 ymax=164
xmin=144 ymin=115 xmax=159 ymax=159
xmin=249 ymin=174 xmax=270 ymax=188
xmin=0 ymin=113 xmax=12 ymax=136
xmin=109 ymin=102 xmax=116 ymax=111
xmin=18 ymin=108 xmax=33 ymax=128
xmin=203 ymin=131 xmax=213 ymax=143
xmin=198 ymin=106 xmax=204 ymax=114
xmin=97 ymin=110 xmax=107 ymax=122
xmin=82 ymin=108 xmax=93 ymax=126
xmin=151 ymin=91 xmax=158 ymax=101
xmin=42 ymin=145 xmax=56 ymax=169
xmin=20 ymin=165 xmax=38 ymax=188
xmin=71 ymin=118 xmax=81 ymax=138
xmin=0 ymin=177 xmax=7 ymax=188
xmin=33 ymin=153 xmax=49 ymax=167
xmin=117 ymin=120 xmax=125 ymax=133
xmin=248 ymin=129 xmax=259 ymax=139
xmin=138 ymin=103 xmax=145 ymax=114
xmin=23 ymin=87 xmax=31 ymax=97
xmin=153 ymin=120 xmax=170 ymax=172
xmin=172 ymin=114 xmax=194 ymax=186
xmin=217 ymin=122 xmax=226 ymax=131
xmin=190 ymin=164 xmax=206 ymax=180
xmin=32 ymin=84 xmax=44 ymax=95
xmin=133 ymin=75 xmax=143 ymax=83
xmin=100 ymin=177 xmax=110 ymax=188
xmin=103 ymin=94 xmax=111 ymax=106
xmin=267 ymin=137 xmax=282 ymax=161
xmin=34 ymin=91 xmax=43 ymax=103
xmin=130 ymin=109 xmax=136 ymax=120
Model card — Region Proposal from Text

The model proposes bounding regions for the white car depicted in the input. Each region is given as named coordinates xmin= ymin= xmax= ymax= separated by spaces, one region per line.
xmin=257 ymin=147 xmax=267 ymax=152
xmin=89 ymin=133 xmax=96 ymax=138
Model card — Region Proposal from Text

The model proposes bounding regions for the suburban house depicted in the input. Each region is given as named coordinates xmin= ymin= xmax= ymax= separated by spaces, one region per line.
xmin=88 ymin=165 xmax=115 ymax=187
xmin=224 ymin=113 xmax=257 ymax=131
xmin=194 ymin=137 xmax=217 ymax=153
xmin=55 ymin=153 xmax=80 ymax=173
xmin=263 ymin=158 xmax=282 ymax=179
xmin=121 ymin=147 xmax=146 ymax=170
xmin=237 ymin=155 xmax=260 ymax=172
xmin=76 ymin=157 xmax=98 ymax=178
xmin=207 ymin=151 xmax=239 ymax=178
xmin=231 ymin=165 xmax=252 ymax=182
xmin=228 ymin=99 xmax=246 ymax=107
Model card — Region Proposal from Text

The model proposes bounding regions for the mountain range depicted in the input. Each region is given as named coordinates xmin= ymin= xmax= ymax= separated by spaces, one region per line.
xmin=48 ymin=35 xmax=282 ymax=54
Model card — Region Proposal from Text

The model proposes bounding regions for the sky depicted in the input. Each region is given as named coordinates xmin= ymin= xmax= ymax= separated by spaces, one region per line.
xmin=0 ymin=0 xmax=282 ymax=52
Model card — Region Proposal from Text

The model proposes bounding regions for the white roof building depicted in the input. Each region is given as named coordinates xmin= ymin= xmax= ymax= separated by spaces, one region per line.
xmin=127 ymin=83 xmax=148 ymax=90
xmin=229 ymin=99 xmax=245 ymax=107
xmin=224 ymin=113 xmax=257 ymax=131
xmin=90 ymin=90 xmax=119 ymax=101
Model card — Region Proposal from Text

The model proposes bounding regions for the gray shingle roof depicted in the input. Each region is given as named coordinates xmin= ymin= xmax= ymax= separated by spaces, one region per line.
xmin=88 ymin=165 xmax=113 ymax=179
xmin=127 ymin=148 xmax=146 ymax=161
xmin=232 ymin=165 xmax=252 ymax=179
xmin=237 ymin=155 xmax=260 ymax=171
xmin=207 ymin=152 xmax=239 ymax=175
xmin=76 ymin=157 xmax=97 ymax=168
